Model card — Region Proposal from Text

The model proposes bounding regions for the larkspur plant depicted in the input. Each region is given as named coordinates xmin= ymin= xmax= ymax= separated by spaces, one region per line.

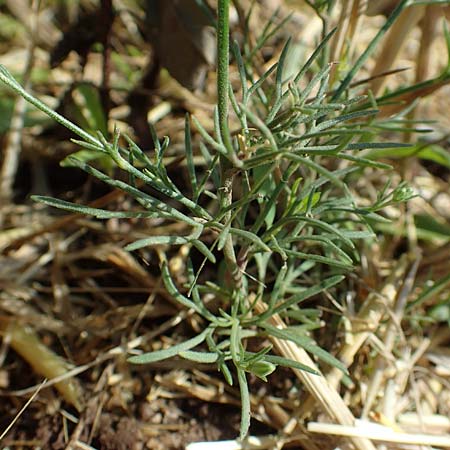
xmin=0 ymin=0 xmax=419 ymax=439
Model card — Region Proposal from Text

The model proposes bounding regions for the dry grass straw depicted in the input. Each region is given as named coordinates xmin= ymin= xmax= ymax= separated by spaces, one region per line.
xmin=327 ymin=1 xmax=450 ymax=120
xmin=253 ymin=297 xmax=376 ymax=450
xmin=329 ymin=0 xmax=368 ymax=85
xmin=0 ymin=377 xmax=46 ymax=442
xmin=0 ymin=0 xmax=38 ymax=207
xmin=326 ymin=254 xmax=411 ymax=390
xmin=368 ymin=5 xmax=426 ymax=96
xmin=307 ymin=421 xmax=450 ymax=447
xmin=361 ymin=256 xmax=421 ymax=418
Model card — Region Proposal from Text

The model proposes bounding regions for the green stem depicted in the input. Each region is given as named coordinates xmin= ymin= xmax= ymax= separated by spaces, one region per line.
xmin=217 ymin=0 xmax=243 ymax=292
xmin=217 ymin=0 xmax=242 ymax=168
xmin=217 ymin=0 xmax=233 ymax=154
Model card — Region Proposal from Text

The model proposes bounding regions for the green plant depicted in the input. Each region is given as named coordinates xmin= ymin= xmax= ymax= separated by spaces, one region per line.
xmin=0 ymin=0 xmax=418 ymax=439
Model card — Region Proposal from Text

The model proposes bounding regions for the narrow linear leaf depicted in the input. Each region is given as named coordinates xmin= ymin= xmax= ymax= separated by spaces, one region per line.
xmin=192 ymin=240 xmax=216 ymax=263
xmin=242 ymin=149 xmax=282 ymax=170
xmin=230 ymin=228 xmax=271 ymax=253
xmin=237 ymin=368 xmax=251 ymax=440
xmin=103 ymin=142 xmax=211 ymax=219
xmin=246 ymin=62 xmax=277 ymax=102
xmin=290 ymin=144 xmax=342 ymax=155
xmin=231 ymin=40 xmax=248 ymax=100
xmin=284 ymin=154 xmax=346 ymax=190
xmin=128 ymin=327 xmax=211 ymax=364
xmin=292 ymin=27 xmax=336 ymax=90
xmin=271 ymin=215 xmax=355 ymax=249
xmin=240 ymin=103 xmax=278 ymax=152
xmin=124 ymin=134 xmax=154 ymax=167
xmin=243 ymin=346 xmax=273 ymax=365
xmin=0 ymin=64 xmax=102 ymax=148
xmin=217 ymin=223 xmax=231 ymax=251
xmin=198 ymin=142 xmax=221 ymax=190
xmin=339 ymin=154 xmax=393 ymax=169
xmin=124 ymin=236 xmax=190 ymax=251
xmin=262 ymin=324 xmax=348 ymax=373
xmin=322 ymin=230 xmax=375 ymax=240
xmin=178 ymin=350 xmax=218 ymax=363
xmin=251 ymin=164 xmax=297 ymax=235
xmin=230 ymin=318 xmax=241 ymax=364
xmin=31 ymin=196 xmax=156 ymax=219
xmin=161 ymin=262 xmax=213 ymax=319
xmin=272 ymin=275 xmax=345 ymax=315
xmin=311 ymin=110 xmax=378 ymax=134
xmin=347 ymin=142 xmax=411 ymax=150
xmin=264 ymin=355 xmax=319 ymax=375
xmin=69 ymin=139 xmax=108 ymax=154
xmin=284 ymin=249 xmax=353 ymax=269
xmin=185 ymin=114 xmax=198 ymax=198
xmin=268 ymin=262 xmax=288 ymax=310
xmin=65 ymin=157 xmax=200 ymax=226
xmin=266 ymin=38 xmax=292 ymax=123
xmin=296 ymin=63 xmax=332 ymax=109
xmin=191 ymin=115 xmax=227 ymax=154
xmin=220 ymin=361 xmax=233 ymax=386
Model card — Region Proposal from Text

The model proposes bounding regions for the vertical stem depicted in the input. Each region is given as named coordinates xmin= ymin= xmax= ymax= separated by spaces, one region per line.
xmin=217 ymin=0 xmax=242 ymax=293
xmin=217 ymin=0 xmax=233 ymax=155
xmin=217 ymin=0 xmax=242 ymax=169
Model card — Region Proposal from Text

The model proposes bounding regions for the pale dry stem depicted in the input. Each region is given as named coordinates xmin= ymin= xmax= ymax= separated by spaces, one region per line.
xmin=253 ymin=299 xmax=377 ymax=450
